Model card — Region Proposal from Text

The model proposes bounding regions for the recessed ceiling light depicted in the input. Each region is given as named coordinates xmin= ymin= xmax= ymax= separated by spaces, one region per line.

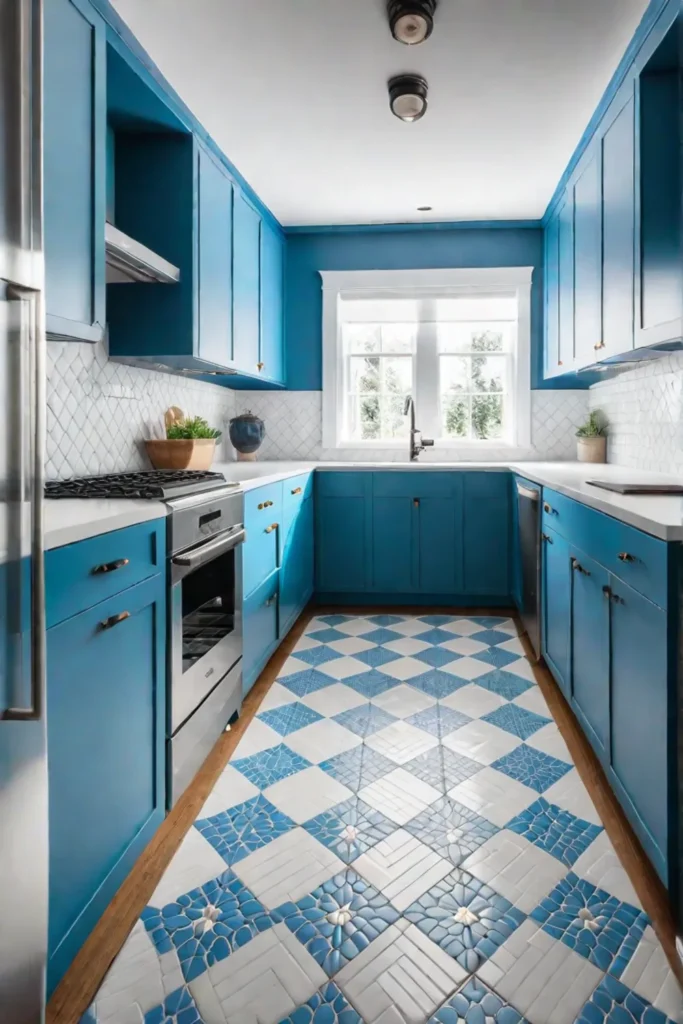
xmin=388 ymin=74 xmax=428 ymax=122
xmin=417 ymin=205 xmax=433 ymax=212
xmin=387 ymin=0 xmax=437 ymax=45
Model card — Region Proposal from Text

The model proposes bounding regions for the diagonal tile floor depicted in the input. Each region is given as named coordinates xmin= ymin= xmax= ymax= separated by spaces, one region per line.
xmin=83 ymin=614 xmax=683 ymax=1024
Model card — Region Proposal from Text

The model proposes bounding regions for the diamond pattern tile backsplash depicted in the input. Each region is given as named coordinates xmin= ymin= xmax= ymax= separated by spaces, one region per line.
xmin=45 ymin=341 xmax=590 ymax=478
xmin=589 ymin=352 xmax=683 ymax=472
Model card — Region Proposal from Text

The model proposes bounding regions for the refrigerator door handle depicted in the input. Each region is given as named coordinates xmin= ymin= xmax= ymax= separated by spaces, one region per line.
xmin=3 ymin=285 xmax=46 ymax=722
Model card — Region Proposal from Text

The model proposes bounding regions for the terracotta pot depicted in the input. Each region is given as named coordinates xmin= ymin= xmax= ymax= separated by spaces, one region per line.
xmin=576 ymin=436 xmax=607 ymax=464
xmin=145 ymin=438 xmax=216 ymax=470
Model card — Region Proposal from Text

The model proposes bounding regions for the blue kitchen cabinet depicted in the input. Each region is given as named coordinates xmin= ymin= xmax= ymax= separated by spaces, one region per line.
xmin=233 ymin=190 xmax=262 ymax=377
xmin=608 ymin=576 xmax=669 ymax=879
xmin=243 ymin=483 xmax=282 ymax=599
xmin=510 ymin=477 xmax=523 ymax=611
xmin=242 ymin=570 xmax=279 ymax=695
xmin=416 ymin=492 xmax=463 ymax=593
xmin=260 ymin=219 xmax=286 ymax=385
xmin=316 ymin=473 xmax=372 ymax=594
xmin=544 ymin=213 xmax=560 ymax=377
xmin=541 ymin=526 xmax=571 ymax=700
xmin=557 ymin=189 xmax=575 ymax=372
xmin=198 ymin=146 xmax=234 ymax=368
xmin=570 ymin=548 xmax=610 ymax=761
xmin=372 ymin=495 xmax=413 ymax=592
xmin=44 ymin=0 xmax=106 ymax=342
xmin=280 ymin=474 xmax=314 ymax=635
xmin=572 ymin=146 xmax=602 ymax=367
xmin=47 ymin=570 xmax=166 ymax=995
xmin=462 ymin=473 xmax=510 ymax=598
xmin=601 ymin=91 xmax=636 ymax=358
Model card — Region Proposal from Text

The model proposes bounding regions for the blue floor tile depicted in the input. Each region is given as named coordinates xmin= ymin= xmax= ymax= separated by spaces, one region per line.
xmin=575 ymin=975 xmax=675 ymax=1023
xmin=278 ymin=981 xmax=362 ymax=1024
xmin=405 ymin=796 xmax=499 ymax=866
xmin=295 ymin=646 xmax=345 ymax=668
xmin=419 ymin=614 xmax=460 ymax=626
xmin=142 ymin=870 xmax=281 ymax=983
xmin=475 ymin=669 xmax=533 ymax=701
xmin=232 ymin=744 xmax=312 ymax=790
xmin=413 ymin=646 xmax=464 ymax=669
xmin=258 ymin=701 xmax=324 ymax=736
xmin=482 ymin=703 xmax=552 ymax=740
xmin=333 ymin=702 xmax=397 ymax=737
xmin=341 ymin=669 xmax=400 ymax=699
xmin=366 ymin=614 xmax=405 ymax=626
xmin=405 ymin=868 xmax=525 ymax=973
xmin=318 ymin=615 xmax=352 ymax=626
xmin=475 ymin=647 xmax=525 ymax=670
xmin=429 ymin=977 xmax=528 ymax=1023
xmin=359 ymin=627 xmax=405 ymax=645
xmin=144 ymin=987 xmax=203 ymax=1024
xmin=277 ymin=868 xmax=400 ymax=975
xmin=491 ymin=743 xmax=572 ymax=793
xmin=319 ymin=745 xmax=395 ymax=791
xmin=406 ymin=704 xmax=472 ymax=739
xmin=505 ymin=797 xmax=603 ymax=866
xmin=307 ymin=627 xmax=351 ymax=643
xmin=472 ymin=629 xmax=513 ymax=647
xmin=280 ymin=668 xmax=336 ymax=698
xmin=417 ymin=627 xmax=460 ymax=646
xmin=405 ymin=745 xmax=482 ymax=793
xmin=531 ymin=872 xmax=650 ymax=977
xmin=352 ymin=646 xmax=403 ymax=669
xmin=303 ymin=797 xmax=395 ymax=862
xmin=195 ymin=795 xmax=295 ymax=866
xmin=408 ymin=668 xmax=468 ymax=699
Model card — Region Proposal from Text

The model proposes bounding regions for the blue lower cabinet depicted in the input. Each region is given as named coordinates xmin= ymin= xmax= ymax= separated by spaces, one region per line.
xmin=541 ymin=526 xmax=571 ymax=699
xmin=280 ymin=495 xmax=314 ymax=636
xmin=609 ymin=577 xmax=668 ymax=881
xmin=462 ymin=473 xmax=510 ymax=597
xmin=416 ymin=494 xmax=463 ymax=593
xmin=243 ymin=483 xmax=282 ymax=597
xmin=569 ymin=548 xmax=610 ymax=761
xmin=47 ymin=572 xmax=166 ymax=994
xmin=316 ymin=473 xmax=372 ymax=593
xmin=242 ymin=571 xmax=279 ymax=695
xmin=372 ymin=495 xmax=413 ymax=591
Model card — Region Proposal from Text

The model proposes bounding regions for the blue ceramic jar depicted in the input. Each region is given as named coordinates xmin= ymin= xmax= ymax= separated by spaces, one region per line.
xmin=229 ymin=411 xmax=265 ymax=455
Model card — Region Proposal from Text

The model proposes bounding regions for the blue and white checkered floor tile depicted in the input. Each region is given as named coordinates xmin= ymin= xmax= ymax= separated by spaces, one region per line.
xmin=83 ymin=614 xmax=683 ymax=1024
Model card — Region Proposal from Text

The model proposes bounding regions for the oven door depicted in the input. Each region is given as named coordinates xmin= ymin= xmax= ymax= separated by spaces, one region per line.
xmin=170 ymin=525 xmax=244 ymax=735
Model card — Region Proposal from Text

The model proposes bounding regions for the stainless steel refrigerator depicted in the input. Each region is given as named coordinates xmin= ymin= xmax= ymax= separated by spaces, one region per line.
xmin=0 ymin=0 xmax=48 ymax=1021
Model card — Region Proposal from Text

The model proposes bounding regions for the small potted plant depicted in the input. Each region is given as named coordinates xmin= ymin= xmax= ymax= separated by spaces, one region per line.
xmin=576 ymin=410 xmax=607 ymax=463
xmin=145 ymin=415 xmax=222 ymax=470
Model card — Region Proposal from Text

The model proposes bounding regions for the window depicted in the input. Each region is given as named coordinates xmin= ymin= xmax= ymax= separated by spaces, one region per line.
xmin=321 ymin=268 xmax=532 ymax=451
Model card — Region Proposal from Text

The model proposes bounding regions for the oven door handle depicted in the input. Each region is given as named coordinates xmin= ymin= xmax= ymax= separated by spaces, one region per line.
xmin=172 ymin=527 xmax=246 ymax=569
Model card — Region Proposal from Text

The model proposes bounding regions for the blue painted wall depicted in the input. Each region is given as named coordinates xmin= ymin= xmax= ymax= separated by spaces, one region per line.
xmin=285 ymin=224 xmax=578 ymax=392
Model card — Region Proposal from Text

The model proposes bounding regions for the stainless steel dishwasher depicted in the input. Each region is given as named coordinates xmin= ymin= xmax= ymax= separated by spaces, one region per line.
xmin=516 ymin=479 xmax=541 ymax=659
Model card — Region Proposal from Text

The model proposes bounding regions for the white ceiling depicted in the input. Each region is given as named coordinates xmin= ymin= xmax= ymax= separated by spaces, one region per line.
xmin=111 ymin=0 xmax=649 ymax=227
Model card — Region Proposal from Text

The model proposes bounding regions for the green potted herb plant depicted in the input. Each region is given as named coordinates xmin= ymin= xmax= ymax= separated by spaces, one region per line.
xmin=576 ymin=410 xmax=607 ymax=463
xmin=145 ymin=415 xmax=222 ymax=470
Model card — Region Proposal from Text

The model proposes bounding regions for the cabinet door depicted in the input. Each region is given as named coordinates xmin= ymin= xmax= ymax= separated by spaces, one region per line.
xmin=602 ymin=94 xmax=635 ymax=357
xmin=260 ymin=219 xmax=285 ymax=384
xmin=280 ymin=496 xmax=313 ymax=634
xmin=233 ymin=191 xmax=261 ymax=375
xmin=462 ymin=474 xmax=509 ymax=597
xmin=315 ymin=475 xmax=371 ymax=594
xmin=44 ymin=0 xmax=105 ymax=342
xmin=47 ymin=575 xmax=165 ymax=993
xmin=198 ymin=147 xmax=233 ymax=368
xmin=609 ymin=577 xmax=668 ymax=880
xmin=570 ymin=549 xmax=610 ymax=761
xmin=558 ymin=189 xmax=575 ymax=371
xmin=243 ymin=571 xmax=279 ymax=695
xmin=544 ymin=213 xmax=561 ymax=377
xmin=417 ymin=497 xmax=463 ymax=594
xmin=372 ymin=497 xmax=413 ymax=592
xmin=573 ymin=148 xmax=602 ymax=367
xmin=541 ymin=527 xmax=571 ymax=699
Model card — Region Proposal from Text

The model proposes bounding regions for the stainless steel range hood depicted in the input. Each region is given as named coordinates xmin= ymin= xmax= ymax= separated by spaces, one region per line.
xmin=105 ymin=222 xmax=180 ymax=284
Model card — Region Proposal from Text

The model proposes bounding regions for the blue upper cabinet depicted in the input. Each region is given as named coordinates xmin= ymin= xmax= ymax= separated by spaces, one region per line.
xmin=44 ymin=0 xmax=106 ymax=342
xmin=232 ymin=190 xmax=262 ymax=377
xmin=557 ymin=189 xmax=575 ymax=374
xmin=572 ymin=146 xmax=602 ymax=367
xmin=601 ymin=90 xmax=636 ymax=358
xmin=259 ymin=219 xmax=286 ymax=385
xmin=543 ymin=212 xmax=560 ymax=378
xmin=198 ymin=146 xmax=234 ymax=368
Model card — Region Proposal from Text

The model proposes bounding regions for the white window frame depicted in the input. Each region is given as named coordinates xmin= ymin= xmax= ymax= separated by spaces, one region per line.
xmin=321 ymin=267 xmax=533 ymax=452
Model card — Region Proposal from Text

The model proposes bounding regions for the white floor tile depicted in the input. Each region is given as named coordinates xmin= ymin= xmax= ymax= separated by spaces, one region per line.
xmin=319 ymin=655 xmax=371 ymax=680
xmin=253 ymin=684 xmax=296 ymax=716
xmin=572 ymin=830 xmax=641 ymax=907
xmin=438 ymin=637 xmax=489 ymax=656
xmin=498 ymin=619 xmax=522 ymax=637
xmin=303 ymin=617 xmax=328 ymax=634
xmin=525 ymin=723 xmax=572 ymax=763
xmin=503 ymin=657 xmax=538 ymax=683
xmin=512 ymin=687 xmax=550 ymax=717
xmin=442 ymin=719 xmax=521 ymax=765
xmin=447 ymin=766 xmax=537 ymax=827
xmin=335 ymin=618 xmax=378 ymax=636
xmin=327 ymin=636 xmax=377 ymax=655
xmin=300 ymin=682 xmax=367 ymax=717
xmin=380 ymin=657 xmax=433 ymax=682
xmin=283 ymin=718 xmax=361 ymax=763
xmin=292 ymin=634 xmax=323 ymax=652
xmin=620 ymin=925 xmax=683 ymax=1022
xmin=461 ymin=829 xmax=567 ymax=913
xmin=232 ymin=717 xmax=284 ymax=759
xmin=352 ymin=829 xmax=451 ymax=911
xmin=148 ymin=827 xmax=228 ymax=909
xmin=277 ymin=655 xmax=310 ymax=678
xmin=543 ymin=768 xmax=602 ymax=826
xmin=366 ymin=720 xmax=439 ymax=765
xmin=359 ymin=767 xmax=441 ymax=826
xmin=382 ymin=636 xmax=431 ymax=656
xmin=265 ymin=766 xmax=353 ymax=823
xmin=496 ymin=637 xmax=526 ymax=656
xmin=336 ymin=919 xmax=467 ymax=1022
xmin=189 ymin=922 xmax=327 ymax=1024
xmin=441 ymin=683 xmax=507 ymax=718
xmin=441 ymin=657 xmax=492 ymax=681
xmin=442 ymin=619 xmax=487 ymax=636
xmin=198 ymin=764 xmax=261 ymax=819
xmin=233 ymin=828 xmax=344 ymax=909
xmin=90 ymin=921 xmax=183 ymax=1023
xmin=385 ymin=618 xmax=433 ymax=637
xmin=477 ymin=918 xmax=604 ymax=1024
xmin=372 ymin=683 xmax=435 ymax=717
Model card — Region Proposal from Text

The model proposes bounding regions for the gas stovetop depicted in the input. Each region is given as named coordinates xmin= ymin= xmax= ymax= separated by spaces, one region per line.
xmin=46 ymin=470 xmax=234 ymax=501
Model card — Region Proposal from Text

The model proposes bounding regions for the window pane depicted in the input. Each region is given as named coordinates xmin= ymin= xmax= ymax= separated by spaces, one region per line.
xmin=440 ymin=355 xmax=469 ymax=393
xmin=435 ymin=296 xmax=517 ymax=321
xmin=344 ymin=323 xmax=381 ymax=353
xmin=359 ymin=396 xmax=380 ymax=439
xmin=472 ymin=328 xmax=504 ymax=353
xmin=442 ymin=395 xmax=469 ymax=438
xmin=472 ymin=395 xmax=504 ymax=439
xmin=380 ymin=324 xmax=415 ymax=353
xmin=349 ymin=356 xmax=380 ymax=393
xmin=381 ymin=395 xmax=409 ymax=438
xmin=471 ymin=354 xmax=506 ymax=393
xmin=380 ymin=356 xmax=412 ymax=392
xmin=438 ymin=323 xmax=506 ymax=353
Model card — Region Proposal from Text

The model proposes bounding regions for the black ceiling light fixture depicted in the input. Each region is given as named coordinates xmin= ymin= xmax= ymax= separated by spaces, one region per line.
xmin=388 ymin=74 xmax=429 ymax=122
xmin=387 ymin=0 xmax=437 ymax=45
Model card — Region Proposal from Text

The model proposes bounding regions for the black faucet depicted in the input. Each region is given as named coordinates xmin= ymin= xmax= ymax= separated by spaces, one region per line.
xmin=403 ymin=396 xmax=434 ymax=461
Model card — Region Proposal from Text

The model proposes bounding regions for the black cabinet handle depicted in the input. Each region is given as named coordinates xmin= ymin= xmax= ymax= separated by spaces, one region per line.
xmin=618 ymin=552 xmax=634 ymax=563
xmin=91 ymin=557 xmax=129 ymax=575
xmin=99 ymin=611 xmax=130 ymax=631
xmin=542 ymin=533 xmax=553 ymax=544
xmin=571 ymin=557 xmax=590 ymax=576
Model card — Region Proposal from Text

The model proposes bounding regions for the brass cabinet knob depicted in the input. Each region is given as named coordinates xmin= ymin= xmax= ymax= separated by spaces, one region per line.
xmin=99 ymin=610 xmax=130 ymax=631
xmin=92 ymin=557 xmax=129 ymax=575
xmin=264 ymin=522 xmax=278 ymax=534
xmin=543 ymin=502 xmax=557 ymax=515
xmin=413 ymin=498 xmax=420 ymax=508
xmin=558 ymin=360 xmax=563 ymax=366
xmin=594 ymin=341 xmax=606 ymax=351
xmin=602 ymin=585 xmax=612 ymax=599
xmin=571 ymin=557 xmax=591 ymax=576
xmin=618 ymin=552 xmax=634 ymax=562
xmin=291 ymin=487 xmax=302 ymax=495
xmin=257 ymin=502 xmax=264 ymax=510
xmin=257 ymin=362 xmax=265 ymax=371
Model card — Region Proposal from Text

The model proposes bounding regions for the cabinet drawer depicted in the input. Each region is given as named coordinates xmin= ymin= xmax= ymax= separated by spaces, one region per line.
xmin=46 ymin=519 xmax=165 ymax=628
xmin=243 ymin=570 xmax=279 ymax=694
xmin=372 ymin=472 xmax=460 ymax=498
xmin=283 ymin=473 xmax=313 ymax=518
xmin=243 ymin=483 xmax=282 ymax=596
xmin=316 ymin=471 xmax=372 ymax=498
xmin=542 ymin=487 xmax=668 ymax=607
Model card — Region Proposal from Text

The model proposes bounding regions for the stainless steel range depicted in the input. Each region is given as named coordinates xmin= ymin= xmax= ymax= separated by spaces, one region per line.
xmin=47 ymin=470 xmax=245 ymax=806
